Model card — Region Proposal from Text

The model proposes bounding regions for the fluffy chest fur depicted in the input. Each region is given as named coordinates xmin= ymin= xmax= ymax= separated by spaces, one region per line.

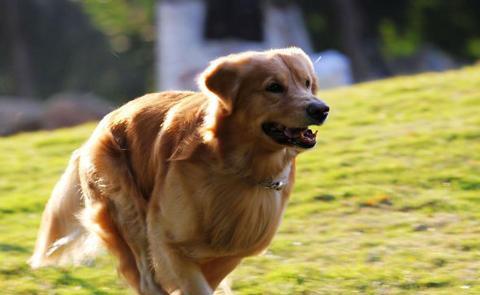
xmin=163 ymin=159 xmax=294 ymax=258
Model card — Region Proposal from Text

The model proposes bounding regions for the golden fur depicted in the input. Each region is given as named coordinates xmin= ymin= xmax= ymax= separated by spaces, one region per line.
xmin=30 ymin=47 xmax=326 ymax=294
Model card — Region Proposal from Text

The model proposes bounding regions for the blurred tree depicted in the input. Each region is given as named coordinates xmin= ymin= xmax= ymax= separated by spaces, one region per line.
xmin=330 ymin=0 xmax=371 ymax=81
xmin=0 ymin=0 xmax=154 ymax=102
xmin=1 ymin=0 xmax=35 ymax=97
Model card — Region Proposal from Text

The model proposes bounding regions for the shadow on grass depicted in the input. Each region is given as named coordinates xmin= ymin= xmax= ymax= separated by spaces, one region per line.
xmin=0 ymin=264 xmax=30 ymax=277
xmin=0 ymin=243 xmax=29 ymax=253
xmin=56 ymin=270 xmax=109 ymax=295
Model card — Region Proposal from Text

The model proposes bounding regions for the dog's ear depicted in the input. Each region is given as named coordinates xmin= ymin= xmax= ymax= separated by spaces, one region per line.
xmin=199 ymin=58 xmax=240 ymax=115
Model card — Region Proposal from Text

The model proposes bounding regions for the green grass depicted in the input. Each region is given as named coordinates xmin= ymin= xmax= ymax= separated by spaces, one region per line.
xmin=1 ymin=65 xmax=480 ymax=294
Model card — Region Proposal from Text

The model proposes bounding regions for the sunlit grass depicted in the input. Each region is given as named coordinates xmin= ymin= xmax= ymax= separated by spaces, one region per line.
xmin=1 ymin=65 xmax=480 ymax=294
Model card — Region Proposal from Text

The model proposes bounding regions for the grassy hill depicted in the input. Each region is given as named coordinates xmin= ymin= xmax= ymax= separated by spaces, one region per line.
xmin=1 ymin=65 xmax=480 ymax=294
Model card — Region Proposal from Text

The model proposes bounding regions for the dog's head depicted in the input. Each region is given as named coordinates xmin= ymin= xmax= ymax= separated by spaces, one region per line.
xmin=199 ymin=47 xmax=329 ymax=151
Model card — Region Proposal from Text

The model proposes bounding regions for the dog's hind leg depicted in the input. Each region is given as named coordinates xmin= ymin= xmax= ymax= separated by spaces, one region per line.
xmin=79 ymin=161 xmax=166 ymax=295
xmin=81 ymin=199 xmax=142 ymax=291
xmin=79 ymin=131 xmax=166 ymax=294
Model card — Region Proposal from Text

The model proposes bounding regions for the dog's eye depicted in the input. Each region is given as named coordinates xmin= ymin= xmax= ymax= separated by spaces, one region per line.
xmin=266 ymin=83 xmax=284 ymax=93
xmin=305 ymin=79 xmax=311 ymax=88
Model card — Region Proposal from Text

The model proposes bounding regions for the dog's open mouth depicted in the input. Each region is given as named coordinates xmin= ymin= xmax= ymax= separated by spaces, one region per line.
xmin=262 ymin=122 xmax=318 ymax=148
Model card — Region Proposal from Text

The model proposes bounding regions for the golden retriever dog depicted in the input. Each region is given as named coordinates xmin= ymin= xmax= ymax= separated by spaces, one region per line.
xmin=30 ymin=47 xmax=329 ymax=294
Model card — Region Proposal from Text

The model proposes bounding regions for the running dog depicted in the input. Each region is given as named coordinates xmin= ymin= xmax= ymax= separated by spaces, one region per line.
xmin=30 ymin=47 xmax=329 ymax=294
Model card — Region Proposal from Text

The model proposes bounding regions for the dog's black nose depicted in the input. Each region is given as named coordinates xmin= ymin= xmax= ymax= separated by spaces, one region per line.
xmin=306 ymin=102 xmax=329 ymax=123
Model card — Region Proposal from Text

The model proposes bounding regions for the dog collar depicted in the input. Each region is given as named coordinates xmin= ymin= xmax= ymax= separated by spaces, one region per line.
xmin=258 ymin=163 xmax=291 ymax=191
xmin=260 ymin=179 xmax=287 ymax=191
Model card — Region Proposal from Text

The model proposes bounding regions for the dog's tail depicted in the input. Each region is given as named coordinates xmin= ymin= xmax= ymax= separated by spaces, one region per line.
xmin=29 ymin=150 xmax=98 ymax=268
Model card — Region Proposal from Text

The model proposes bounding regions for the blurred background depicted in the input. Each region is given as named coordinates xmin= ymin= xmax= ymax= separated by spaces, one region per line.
xmin=1 ymin=0 xmax=479 ymax=136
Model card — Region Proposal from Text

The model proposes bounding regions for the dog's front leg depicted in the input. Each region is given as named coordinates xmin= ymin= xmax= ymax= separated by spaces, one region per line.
xmin=147 ymin=205 xmax=212 ymax=295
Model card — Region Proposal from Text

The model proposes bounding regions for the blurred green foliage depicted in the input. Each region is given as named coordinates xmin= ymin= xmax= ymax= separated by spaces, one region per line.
xmin=82 ymin=0 xmax=155 ymax=53
xmin=301 ymin=0 xmax=480 ymax=60
xmin=379 ymin=20 xmax=419 ymax=58
xmin=467 ymin=39 xmax=480 ymax=59
xmin=379 ymin=0 xmax=480 ymax=59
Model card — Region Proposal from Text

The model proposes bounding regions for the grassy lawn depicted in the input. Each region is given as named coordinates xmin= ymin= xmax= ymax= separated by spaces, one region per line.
xmin=1 ymin=65 xmax=480 ymax=294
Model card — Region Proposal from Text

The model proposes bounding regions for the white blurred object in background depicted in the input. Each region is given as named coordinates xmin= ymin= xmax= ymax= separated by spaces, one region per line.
xmin=156 ymin=0 xmax=352 ymax=91
xmin=156 ymin=0 xmax=312 ymax=91
xmin=311 ymin=50 xmax=353 ymax=89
